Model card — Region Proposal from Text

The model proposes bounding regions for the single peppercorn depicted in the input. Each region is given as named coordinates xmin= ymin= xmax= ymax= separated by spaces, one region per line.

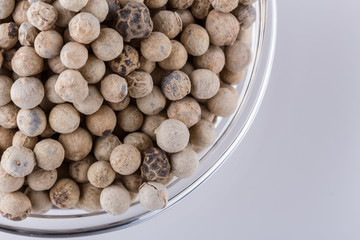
xmin=113 ymin=2 xmax=153 ymax=42
xmin=17 ymin=107 xmax=47 ymax=137
xmin=59 ymin=128 xmax=93 ymax=161
xmin=108 ymin=45 xmax=140 ymax=77
xmin=167 ymin=96 xmax=201 ymax=128
xmin=110 ymin=144 xmax=142 ymax=175
xmin=181 ymin=24 xmax=209 ymax=56
xmin=158 ymin=40 xmax=188 ymax=71
xmin=0 ymin=192 xmax=32 ymax=221
xmin=136 ymin=86 xmax=166 ymax=115
xmin=87 ymin=161 xmax=116 ymax=188
xmin=50 ymin=178 xmax=80 ymax=209
xmin=117 ymin=105 xmax=144 ymax=132
xmin=0 ymin=22 xmax=18 ymax=50
xmin=11 ymin=47 xmax=44 ymax=77
xmin=27 ymin=2 xmax=58 ymax=31
xmin=141 ymin=147 xmax=171 ymax=181
xmin=33 ymin=139 xmax=65 ymax=170
xmin=126 ymin=70 xmax=154 ymax=98
xmin=139 ymin=182 xmax=168 ymax=210
xmin=68 ymin=12 xmax=100 ymax=44
xmin=86 ymin=105 xmax=117 ymax=137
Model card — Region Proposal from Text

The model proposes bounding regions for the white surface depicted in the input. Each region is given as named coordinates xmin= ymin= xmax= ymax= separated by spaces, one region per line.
xmin=3 ymin=0 xmax=360 ymax=239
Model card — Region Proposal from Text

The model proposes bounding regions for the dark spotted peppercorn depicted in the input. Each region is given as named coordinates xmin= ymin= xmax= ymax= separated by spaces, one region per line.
xmin=141 ymin=147 xmax=171 ymax=181
xmin=113 ymin=2 xmax=153 ymax=42
xmin=108 ymin=45 xmax=140 ymax=77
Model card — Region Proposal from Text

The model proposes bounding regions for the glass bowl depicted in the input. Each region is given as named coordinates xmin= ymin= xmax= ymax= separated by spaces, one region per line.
xmin=0 ymin=0 xmax=277 ymax=237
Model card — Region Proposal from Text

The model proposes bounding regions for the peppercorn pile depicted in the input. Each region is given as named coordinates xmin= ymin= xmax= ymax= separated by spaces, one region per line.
xmin=0 ymin=0 xmax=257 ymax=221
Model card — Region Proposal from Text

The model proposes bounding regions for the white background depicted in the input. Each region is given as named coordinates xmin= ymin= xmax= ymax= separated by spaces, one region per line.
xmin=3 ymin=0 xmax=360 ymax=239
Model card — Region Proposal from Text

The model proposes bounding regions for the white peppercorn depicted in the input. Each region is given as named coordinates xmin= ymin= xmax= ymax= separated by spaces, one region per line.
xmin=155 ymin=119 xmax=189 ymax=153
xmin=25 ymin=188 xmax=52 ymax=214
xmin=100 ymin=183 xmax=131 ymax=215
xmin=0 ymin=0 xmax=15 ymax=20
xmin=121 ymin=172 xmax=142 ymax=193
xmin=0 ymin=103 xmax=19 ymax=129
xmin=40 ymin=122 xmax=56 ymax=138
xmin=11 ymin=77 xmax=44 ymax=109
xmin=59 ymin=0 xmax=88 ymax=12
xmin=205 ymin=10 xmax=239 ymax=46
xmin=34 ymin=139 xmax=65 ymax=170
xmin=141 ymin=113 xmax=167 ymax=141
xmin=220 ymin=68 xmax=245 ymax=85
xmin=0 ymin=22 xmax=18 ymax=50
xmin=175 ymin=9 xmax=195 ymax=27
xmin=139 ymin=182 xmax=168 ymax=210
xmin=17 ymin=107 xmax=47 ymax=137
xmin=234 ymin=3 xmax=256 ymax=29
xmin=0 ymin=192 xmax=31 ymax=221
xmin=191 ymin=0 xmax=211 ymax=19
xmin=108 ymin=96 xmax=131 ymax=112
xmin=60 ymin=42 xmax=88 ymax=69
xmin=55 ymin=69 xmax=89 ymax=103
xmin=50 ymin=178 xmax=80 ymax=208
xmin=12 ymin=1 xmax=31 ymax=26
xmin=225 ymin=40 xmax=252 ymax=72
xmin=200 ymin=104 xmax=215 ymax=122
xmin=0 ymin=127 xmax=16 ymax=152
xmin=209 ymin=0 xmax=238 ymax=13
xmin=11 ymin=47 xmax=44 ymax=77
xmin=73 ymin=85 xmax=104 ymax=115
xmin=126 ymin=71 xmax=154 ymax=98
xmin=181 ymin=62 xmax=197 ymax=75
xmin=190 ymin=69 xmax=220 ymax=100
xmin=77 ymin=183 xmax=102 ymax=212
xmin=167 ymin=96 xmax=201 ymax=128
xmin=18 ymin=21 xmax=39 ymax=46
xmin=180 ymin=24 xmax=209 ymax=56
xmin=81 ymin=0 xmax=109 ymax=22
xmin=108 ymin=45 xmax=140 ymax=77
xmin=141 ymin=32 xmax=172 ymax=62
xmin=110 ymin=144 xmax=141 ymax=175
xmin=190 ymin=119 xmax=216 ymax=149
xmin=69 ymin=12 xmax=100 ymax=44
xmin=59 ymin=128 xmax=93 ymax=161
xmin=69 ymin=155 xmax=96 ymax=183
xmin=49 ymin=103 xmax=81 ymax=134
xmin=91 ymin=28 xmax=123 ymax=61
xmin=0 ymin=165 xmax=24 ymax=193
xmin=1 ymin=146 xmax=36 ymax=178
xmin=158 ymin=40 xmax=187 ymax=71
xmin=117 ymin=105 xmax=144 ymax=132
xmin=34 ymin=30 xmax=63 ymax=59
xmin=170 ymin=146 xmax=198 ymax=178
xmin=153 ymin=11 xmax=182 ymax=39
xmin=52 ymin=0 xmax=76 ymax=28
xmin=136 ymin=86 xmax=166 ymax=115
xmin=0 ymin=75 xmax=12 ymax=107
xmin=123 ymin=132 xmax=153 ymax=152
xmin=27 ymin=2 xmax=58 ymax=31
xmin=94 ymin=134 xmax=121 ymax=161
xmin=87 ymin=161 xmax=116 ymax=188
xmin=100 ymin=74 xmax=128 ymax=103
xmin=86 ymin=105 xmax=117 ymax=137
xmin=207 ymin=87 xmax=238 ymax=117
xmin=26 ymin=168 xmax=57 ymax=191
xmin=161 ymin=70 xmax=191 ymax=101
xmin=194 ymin=45 xmax=225 ymax=74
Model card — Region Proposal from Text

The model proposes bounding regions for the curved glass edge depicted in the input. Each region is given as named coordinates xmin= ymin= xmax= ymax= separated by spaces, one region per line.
xmin=0 ymin=0 xmax=277 ymax=237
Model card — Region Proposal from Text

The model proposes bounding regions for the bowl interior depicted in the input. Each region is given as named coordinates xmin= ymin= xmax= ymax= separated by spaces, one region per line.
xmin=0 ymin=0 xmax=277 ymax=237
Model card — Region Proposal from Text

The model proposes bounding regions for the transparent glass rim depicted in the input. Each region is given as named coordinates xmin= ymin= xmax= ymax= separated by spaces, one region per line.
xmin=0 ymin=0 xmax=277 ymax=237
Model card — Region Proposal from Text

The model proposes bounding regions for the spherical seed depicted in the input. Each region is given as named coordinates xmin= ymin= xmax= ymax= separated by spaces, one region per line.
xmin=69 ymin=155 xmax=96 ymax=183
xmin=190 ymin=69 xmax=220 ymax=100
xmin=139 ymin=182 xmax=168 ymax=210
xmin=193 ymin=45 xmax=225 ymax=74
xmin=108 ymin=45 xmax=140 ymax=77
xmin=155 ymin=119 xmax=190 ymax=153
xmin=26 ymin=168 xmax=57 ymax=191
xmin=55 ymin=69 xmax=89 ymax=103
xmin=12 ymin=131 xmax=37 ymax=150
xmin=161 ymin=70 xmax=191 ymax=101
xmin=34 ymin=30 xmax=63 ymax=59
xmin=59 ymin=0 xmax=88 ymax=12
xmin=1 ymin=146 xmax=36 ymax=178
xmin=87 ymin=161 xmax=116 ymax=188
xmin=49 ymin=103 xmax=81 ymax=134
xmin=0 ymin=75 xmax=13 ymax=107
xmin=50 ymin=178 xmax=80 ymax=209
xmin=0 ymin=192 xmax=31 ymax=221
xmin=180 ymin=24 xmax=209 ymax=56
xmin=60 ymin=42 xmax=88 ymax=69
xmin=91 ymin=28 xmax=123 ymax=61
xmin=158 ymin=40 xmax=187 ymax=71
xmin=167 ymin=96 xmax=201 ymax=128
xmin=0 ymin=22 xmax=18 ymax=50
xmin=0 ymin=0 xmax=15 ymax=20
xmin=100 ymin=74 xmax=128 ymax=103
xmin=0 ymin=165 xmax=24 ymax=193
xmin=11 ymin=77 xmax=44 ymax=109
xmin=27 ymin=2 xmax=58 ymax=31
xmin=207 ymin=87 xmax=239 ymax=117
xmin=117 ymin=105 xmax=144 ymax=132
xmin=126 ymin=71 xmax=154 ymax=98
xmin=136 ymin=86 xmax=166 ymax=115
xmin=77 ymin=183 xmax=102 ymax=212
xmin=81 ymin=0 xmax=109 ymax=22
xmin=33 ymin=139 xmax=65 ymax=170
xmin=59 ymin=128 xmax=93 ymax=161
xmin=110 ymin=144 xmax=141 ymax=175
xmin=11 ymin=47 xmax=44 ymax=77
xmin=0 ymin=103 xmax=19 ymax=129
xmin=141 ymin=32 xmax=172 ymax=62
xmin=170 ymin=146 xmax=199 ymax=178
xmin=86 ymin=105 xmax=117 ymax=137
xmin=25 ymin=188 xmax=52 ymax=214
xmin=17 ymin=107 xmax=47 ymax=137
xmin=69 ymin=12 xmax=100 ymax=44
xmin=100 ymin=184 xmax=131 ymax=215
